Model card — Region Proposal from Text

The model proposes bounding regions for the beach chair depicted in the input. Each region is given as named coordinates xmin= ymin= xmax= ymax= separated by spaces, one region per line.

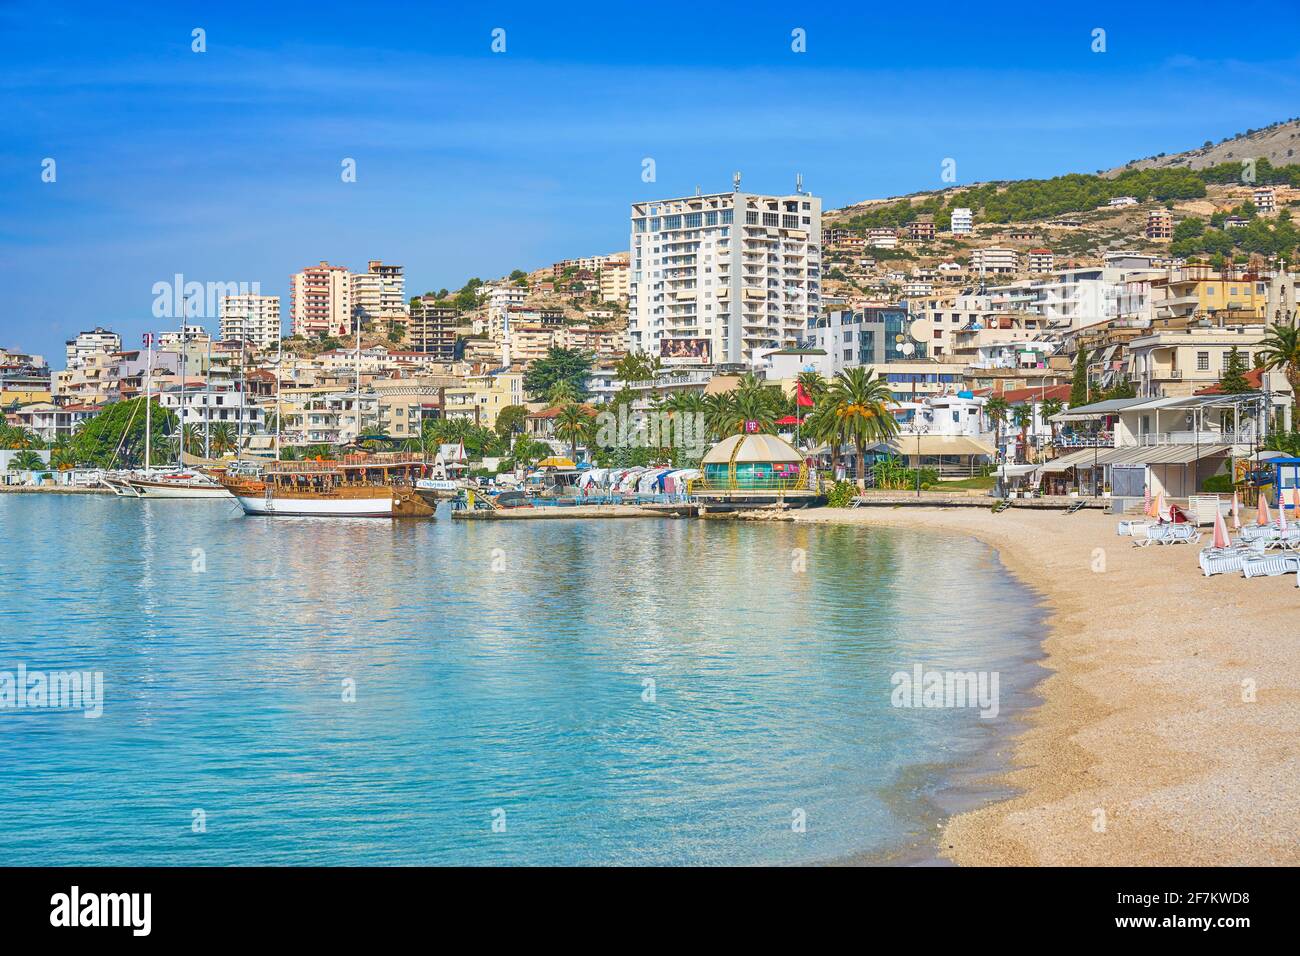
xmin=1065 ymin=500 xmax=1087 ymax=514
xmin=1199 ymin=547 xmax=1253 ymax=576
xmin=1238 ymin=524 xmax=1276 ymax=543
xmin=1117 ymin=519 xmax=1152 ymax=536
xmin=1138 ymin=524 xmax=1199 ymax=547
xmin=1241 ymin=553 xmax=1300 ymax=578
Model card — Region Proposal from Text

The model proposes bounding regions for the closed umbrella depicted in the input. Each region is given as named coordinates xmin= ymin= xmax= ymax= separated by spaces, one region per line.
xmin=1231 ymin=490 xmax=1242 ymax=531
xmin=1281 ymin=494 xmax=1289 ymax=533
xmin=1257 ymin=494 xmax=1271 ymax=526
xmin=1212 ymin=507 xmax=1232 ymax=549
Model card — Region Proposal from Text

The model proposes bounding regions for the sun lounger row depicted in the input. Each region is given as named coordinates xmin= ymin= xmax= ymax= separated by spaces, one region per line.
xmin=1134 ymin=524 xmax=1200 ymax=547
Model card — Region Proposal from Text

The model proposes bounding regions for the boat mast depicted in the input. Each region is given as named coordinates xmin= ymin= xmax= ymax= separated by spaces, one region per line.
xmin=204 ymin=334 xmax=212 ymax=459
xmin=177 ymin=297 xmax=186 ymax=469
xmin=144 ymin=332 xmax=153 ymax=472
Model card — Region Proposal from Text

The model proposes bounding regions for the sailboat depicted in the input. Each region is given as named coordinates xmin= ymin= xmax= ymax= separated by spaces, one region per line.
xmin=119 ymin=324 xmax=232 ymax=499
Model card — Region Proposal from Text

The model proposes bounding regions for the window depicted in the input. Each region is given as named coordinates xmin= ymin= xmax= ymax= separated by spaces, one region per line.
xmin=1197 ymin=351 xmax=1210 ymax=371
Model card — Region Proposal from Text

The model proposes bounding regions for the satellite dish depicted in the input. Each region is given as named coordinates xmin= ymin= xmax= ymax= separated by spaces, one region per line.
xmin=908 ymin=318 xmax=934 ymax=342
xmin=900 ymin=342 xmax=916 ymax=356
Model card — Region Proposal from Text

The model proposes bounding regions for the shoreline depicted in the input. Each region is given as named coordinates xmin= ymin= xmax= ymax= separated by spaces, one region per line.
xmin=794 ymin=505 xmax=1300 ymax=866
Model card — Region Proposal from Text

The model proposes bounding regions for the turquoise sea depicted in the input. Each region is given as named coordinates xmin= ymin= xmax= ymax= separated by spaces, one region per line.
xmin=0 ymin=495 xmax=1044 ymax=865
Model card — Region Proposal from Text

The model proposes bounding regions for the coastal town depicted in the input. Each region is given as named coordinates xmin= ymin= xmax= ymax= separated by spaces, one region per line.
xmin=8 ymin=2 xmax=1300 ymax=920
xmin=4 ymin=121 xmax=1300 ymax=524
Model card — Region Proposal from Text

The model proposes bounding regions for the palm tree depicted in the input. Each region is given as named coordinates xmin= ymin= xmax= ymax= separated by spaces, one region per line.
xmin=1257 ymin=322 xmax=1300 ymax=411
xmin=0 ymin=426 xmax=43 ymax=450
xmin=210 ymin=422 xmax=237 ymax=456
xmin=1011 ymin=405 xmax=1033 ymax=463
xmin=803 ymin=398 xmax=846 ymax=480
xmin=985 ymin=396 xmax=1009 ymax=462
xmin=554 ymin=403 xmax=590 ymax=461
xmin=1040 ymin=398 xmax=1063 ymax=449
xmin=827 ymin=367 xmax=899 ymax=482
xmin=546 ymin=380 xmax=579 ymax=407
xmin=7 ymin=449 xmax=46 ymax=471
xmin=702 ymin=393 xmax=736 ymax=441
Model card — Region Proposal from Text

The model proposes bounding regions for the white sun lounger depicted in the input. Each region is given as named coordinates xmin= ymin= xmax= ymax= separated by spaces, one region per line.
xmin=1241 ymin=553 xmax=1300 ymax=578
xmin=1117 ymin=519 xmax=1152 ymax=536
xmin=1135 ymin=524 xmax=1200 ymax=547
xmin=1199 ymin=547 xmax=1253 ymax=576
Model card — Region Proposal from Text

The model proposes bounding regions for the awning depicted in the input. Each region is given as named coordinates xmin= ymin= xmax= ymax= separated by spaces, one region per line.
xmin=1038 ymin=443 xmax=1232 ymax=471
xmin=882 ymin=435 xmax=996 ymax=458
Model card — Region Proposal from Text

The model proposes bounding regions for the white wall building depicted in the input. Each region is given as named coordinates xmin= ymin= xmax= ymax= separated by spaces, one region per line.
xmin=219 ymin=294 xmax=282 ymax=350
xmin=950 ymin=208 xmax=973 ymax=235
xmin=65 ymin=327 xmax=121 ymax=369
xmin=290 ymin=262 xmax=351 ymax=339
xmin=629 ymin=186 xmax=822 ymax=367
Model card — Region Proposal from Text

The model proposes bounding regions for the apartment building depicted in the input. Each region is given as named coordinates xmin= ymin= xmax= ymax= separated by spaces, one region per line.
xmin=598 ymin=259 xmax=631 ymax=304
xmin=442 ymin=370 xmax=525 ymax=429
xmin=1146 ymin=208 xmax=1174 ymax=240
xmin=409 ymin=296 xmax=459 ymax=360
xmin=807 ymin=306 xmax=918 ymax=373
xmin=1127 ymin=325 xmax=1270 ymax=397
xmin=65 ymin=327 xmax=121 ymax=369
xmin=1253 ymin=187 xmax=1276 ymax=214
xmin=970 ymin=247 xmax=1018 ymax=275
xmin=219 ymin=294 xmax=282 ymax=350
xmin=867 ymin=228 xmax=898 ymax=250
xmin=1151 ymin=265 xmax=1268 ymax=323
xmin=950 ymin=208 xmax=973 ymax=235
xmin=290 ymin=262 xmax=351 ymax=338
xmin=908 ymin=217 xmax=936 ymax=241
xmin=1026 ymin=249 xmax=1054 ymax=274
xmin=629 ymin=188 xmax=822 ymax=367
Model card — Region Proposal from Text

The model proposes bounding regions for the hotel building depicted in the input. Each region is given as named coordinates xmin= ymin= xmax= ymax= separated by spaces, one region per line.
xmin=629 ymin=188 xmax=822 ymax=367
xmin=219 ymin=294 xmax=282 ymax=350
xmin=290 ymin=262 xmax=351 ymax=339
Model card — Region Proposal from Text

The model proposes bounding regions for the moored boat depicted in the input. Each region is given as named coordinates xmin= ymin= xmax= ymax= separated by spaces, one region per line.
xmin=219 ymin=454 xmax=435 ymax=518
xmin=125 ymin=471 xmax=232 ymax=499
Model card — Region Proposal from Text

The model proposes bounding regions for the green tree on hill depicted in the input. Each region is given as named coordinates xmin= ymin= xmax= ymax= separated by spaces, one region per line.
xmin=1070 ymin=349 xmax=1091 ymax=407
xmin=1217 ymin=346 xmax=1252 ymax=394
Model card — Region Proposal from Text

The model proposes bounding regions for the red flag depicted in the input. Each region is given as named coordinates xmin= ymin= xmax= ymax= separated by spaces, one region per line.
xmin=796 ymin=382 xmax=814 ymax=407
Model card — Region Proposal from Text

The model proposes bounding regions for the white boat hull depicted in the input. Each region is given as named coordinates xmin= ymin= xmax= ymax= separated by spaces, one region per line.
xmin=234 ymin=494 xmax=394 ymax=517
xmin=126 ymin=479 xmax=232 ymax=499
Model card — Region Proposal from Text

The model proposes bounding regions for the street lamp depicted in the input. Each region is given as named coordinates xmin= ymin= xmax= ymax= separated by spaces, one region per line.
xmin=914 ymin=421 xmax=930 ymax=497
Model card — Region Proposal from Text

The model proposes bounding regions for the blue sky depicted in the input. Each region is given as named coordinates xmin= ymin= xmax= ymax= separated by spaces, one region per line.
xmin=3 ymin=0 xmax=1300 ymax=365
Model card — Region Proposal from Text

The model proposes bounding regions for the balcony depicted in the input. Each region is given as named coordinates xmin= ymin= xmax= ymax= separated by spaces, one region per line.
xmin=1134 ymin=430 xmax=1257 ymax=447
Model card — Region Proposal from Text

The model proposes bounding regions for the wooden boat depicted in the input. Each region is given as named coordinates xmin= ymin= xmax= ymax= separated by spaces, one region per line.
xmin=219 ymin=454 xmax=435 ymax=518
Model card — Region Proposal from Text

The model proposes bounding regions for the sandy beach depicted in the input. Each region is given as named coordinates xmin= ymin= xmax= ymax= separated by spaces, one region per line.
xmin=794 ymin=505 xmax=1300 ymax=866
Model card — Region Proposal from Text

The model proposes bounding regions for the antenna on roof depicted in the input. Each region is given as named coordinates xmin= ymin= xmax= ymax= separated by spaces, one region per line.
xmin=695 ymin=185 xmax=701 ymax=196
xmin=796 ymin=172 xmax=804 ymax=194
xmin=733 ymin=171 xmax=741 ymax=193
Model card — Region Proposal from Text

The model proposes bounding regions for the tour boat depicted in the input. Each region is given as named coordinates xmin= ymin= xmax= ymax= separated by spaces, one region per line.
xmin=219 ymin=454 xmax=435 ymax=518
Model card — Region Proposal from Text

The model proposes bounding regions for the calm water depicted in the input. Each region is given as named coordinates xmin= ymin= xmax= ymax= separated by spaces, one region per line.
xmin=0 ymin=495 xmax=1043 ymax=866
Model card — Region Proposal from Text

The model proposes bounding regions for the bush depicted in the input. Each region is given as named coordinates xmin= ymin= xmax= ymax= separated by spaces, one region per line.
xmin=1202 ymin=473 xmax=1235 ymax=493
xmin=825 ymin=480 xmax=858 ymax=508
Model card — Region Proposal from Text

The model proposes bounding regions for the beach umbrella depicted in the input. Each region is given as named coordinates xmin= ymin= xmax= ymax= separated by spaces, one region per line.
xmin=1231 ymin=490 xmax=1242 ymax=531
xmin=1292 ymin=487 xmax=1300 ymax=513
xmin=1212 ymin=507 xmax=1231 ymax=549
xmin=1143 ymin=485 xmax=1152 ymax=517
xmin=1257 ymin=495 xmax=1271 ymax=526
xmin=1152 ymin=490 xmax=1164 ymax=523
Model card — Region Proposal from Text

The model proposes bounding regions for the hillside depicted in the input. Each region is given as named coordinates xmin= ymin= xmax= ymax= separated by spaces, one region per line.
xmin=1102 ymin=118 xmax=1300 ymax=176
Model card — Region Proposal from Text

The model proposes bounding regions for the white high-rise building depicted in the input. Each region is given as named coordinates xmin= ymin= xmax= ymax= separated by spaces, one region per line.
xmin=65 ymin=327 xmax=121 ymax=369
xmin=629 ymin=187 xmax=822 ymax=366
xmin=351 ymin=260 xmax=406 ymax=327
xmin=219 ymin=294 xmax=282 ymax=350
xmin=950 ymin=208 xmax=973 ymax=235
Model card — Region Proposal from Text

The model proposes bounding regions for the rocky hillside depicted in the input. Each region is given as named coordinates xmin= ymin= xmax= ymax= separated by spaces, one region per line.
xmin=1102 ymin=118 xmax=1300 ymax=176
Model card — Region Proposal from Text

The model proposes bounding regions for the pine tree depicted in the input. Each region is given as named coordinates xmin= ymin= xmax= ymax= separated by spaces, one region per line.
xmin=1218 ymin=346 xmax=1251 ymax=394
xmin=1070 ymin=348 xmax=1091 ymax=407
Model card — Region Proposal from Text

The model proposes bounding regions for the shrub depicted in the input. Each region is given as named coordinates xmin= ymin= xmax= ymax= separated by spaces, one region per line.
xmin=825 ymin=480 xmax=858 ymax=508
